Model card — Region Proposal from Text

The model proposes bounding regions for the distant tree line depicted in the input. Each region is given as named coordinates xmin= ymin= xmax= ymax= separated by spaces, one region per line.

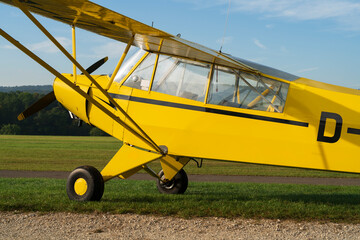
xmin=0 ymin=90 xmax=107 ymax=136
xmin=0 ymin=85 xmax=53 ymax=94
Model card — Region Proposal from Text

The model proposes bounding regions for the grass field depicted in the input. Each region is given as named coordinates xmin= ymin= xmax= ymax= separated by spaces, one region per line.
xmin=1 ymin=135 xmax=360 ymax=222
xmin=1 ymin=178 xmax=360 ymax=223
xmin=1 ymin=135 xmax=360 ymax=178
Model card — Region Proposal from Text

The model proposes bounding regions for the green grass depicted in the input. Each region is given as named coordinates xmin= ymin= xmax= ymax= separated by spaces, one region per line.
xmin=2 ymin=135 xmax=360 ymax=222
xmin=1 ymin=178 xmax=360 ymax=223
xmin=1 ymin=135 xmax=360 ymax=178
xmin=0 ymin=135 xmax=120 ymax=171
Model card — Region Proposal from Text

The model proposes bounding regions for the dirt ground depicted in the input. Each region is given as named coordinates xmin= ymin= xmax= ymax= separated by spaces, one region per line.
xmin=1 ymin=212 xmax=360 ymax=240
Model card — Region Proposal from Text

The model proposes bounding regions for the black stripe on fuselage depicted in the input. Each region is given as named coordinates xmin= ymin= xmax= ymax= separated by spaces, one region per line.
xmin=348 ymin=128 xmax=360 ymax=135
xmin=110 ymin=93 xmax=309 ymax=127
xmin=96 ymin=96 xmax=116 ymax=110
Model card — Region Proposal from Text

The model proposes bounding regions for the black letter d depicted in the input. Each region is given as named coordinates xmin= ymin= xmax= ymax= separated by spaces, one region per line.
xmin=317 ymin=112 xmax=342 ymax=143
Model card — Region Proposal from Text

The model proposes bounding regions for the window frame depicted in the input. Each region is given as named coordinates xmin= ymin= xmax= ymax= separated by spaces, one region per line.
xmin=119 ymin=51 xmax=290 ymax=113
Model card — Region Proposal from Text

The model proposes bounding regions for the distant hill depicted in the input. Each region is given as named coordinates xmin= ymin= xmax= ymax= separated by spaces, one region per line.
xmin=0 ymin=85 xmax=52 ymax=94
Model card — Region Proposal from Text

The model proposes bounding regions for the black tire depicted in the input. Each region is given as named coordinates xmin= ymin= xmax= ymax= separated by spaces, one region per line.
xmin=66 ymin=165 xmax=104 ymax=201
xmin=156 ymin=169 xmax=188 ymax=194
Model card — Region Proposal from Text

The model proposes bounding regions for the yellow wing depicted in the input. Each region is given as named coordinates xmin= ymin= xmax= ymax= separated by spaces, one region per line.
xmin=0 ymin=0 xmax=255 ymax=72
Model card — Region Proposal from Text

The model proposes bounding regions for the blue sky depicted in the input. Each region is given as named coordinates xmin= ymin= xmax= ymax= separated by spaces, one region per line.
xmin=0 ymin=0 xmax=359 ymax=88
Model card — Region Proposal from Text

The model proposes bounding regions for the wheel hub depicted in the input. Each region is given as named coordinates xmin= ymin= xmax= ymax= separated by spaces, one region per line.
xmin=160 ymin=179 xmax=175 ymax=190
xmin=74 ymin=178 xmax=88 ymax=196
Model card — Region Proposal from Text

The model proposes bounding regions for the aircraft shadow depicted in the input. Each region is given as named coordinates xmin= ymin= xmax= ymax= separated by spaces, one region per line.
xmin=103 ymin=190 xmax=360 ymax=206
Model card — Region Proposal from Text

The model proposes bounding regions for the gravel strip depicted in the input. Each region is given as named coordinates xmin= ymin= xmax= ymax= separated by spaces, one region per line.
xmin=1 ymin=212 xmax=359 ymax=239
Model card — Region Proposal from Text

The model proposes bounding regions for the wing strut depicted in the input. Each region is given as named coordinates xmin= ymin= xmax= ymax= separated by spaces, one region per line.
xmin=72 ymin=25 xmax=77 ymax=83
xmin=105 ymin=35 xmax=134 ymax=90
xmin=10 ymin=0 xmax=164 ymax=154
xmin=0 ymin=28 xmax=163 ymax=153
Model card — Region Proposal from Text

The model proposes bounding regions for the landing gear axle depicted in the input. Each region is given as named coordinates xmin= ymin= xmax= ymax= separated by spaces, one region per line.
xmin=156 ymin=169 xmax=188 ymax=194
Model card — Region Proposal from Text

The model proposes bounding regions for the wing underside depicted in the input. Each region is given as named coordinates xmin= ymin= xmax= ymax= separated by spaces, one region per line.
xmin=0 ymin=0 xmax=256 ymax=72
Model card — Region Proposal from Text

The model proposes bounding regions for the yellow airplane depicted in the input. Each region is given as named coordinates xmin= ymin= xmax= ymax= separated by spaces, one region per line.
xmin=1 ymin=0 xmax=359 ymax=201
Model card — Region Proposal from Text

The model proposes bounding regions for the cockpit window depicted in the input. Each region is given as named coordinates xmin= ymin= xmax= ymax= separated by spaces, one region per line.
xmin=114 ymin=49 xmax=146 ymax=83
xmin=122 ymin=53 xmax=156 ymax=91
xmin=152 ymin=55 xmax=210 ymax=102
xmin=207 ymin=65 xmax=289 ymax=112
xmin=120 ymin=51 xmax=288 ymax=112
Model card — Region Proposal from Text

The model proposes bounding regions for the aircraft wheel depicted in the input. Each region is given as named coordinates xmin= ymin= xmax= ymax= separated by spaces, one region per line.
xmin=66 ymin=165 xmax=104 ymax=201
xmin=156 ymin=169 xmax=188 ymax=194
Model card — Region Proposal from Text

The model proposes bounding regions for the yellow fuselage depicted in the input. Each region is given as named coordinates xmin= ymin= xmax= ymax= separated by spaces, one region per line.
xmin=54 ymin=74 xmax=360 ymax=174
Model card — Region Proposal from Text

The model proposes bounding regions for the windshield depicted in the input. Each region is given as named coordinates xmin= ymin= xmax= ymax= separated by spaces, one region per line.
xmin=113 ymin=49 xmax=146 ymax=83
